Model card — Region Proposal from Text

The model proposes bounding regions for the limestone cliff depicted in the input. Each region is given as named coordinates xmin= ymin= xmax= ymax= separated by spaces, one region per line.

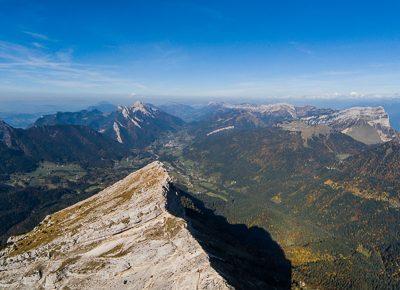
xmin=0 ymin=161 xmax=230 ymax=289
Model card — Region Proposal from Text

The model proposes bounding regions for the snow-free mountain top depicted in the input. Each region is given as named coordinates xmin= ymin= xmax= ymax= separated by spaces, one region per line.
xmin=222 ymin=103 xmax=297 ymax=117
xmin=110 ymin=102 xmax=183 ymax=145
xmin=205 ymin=102 xmax=331 ymax=118
xmin=30 ymin=100 xmax=398 ymax=145
xmin=34 ymin=101 xmax=184 ymax=147
xmin=131 ymin=100 xmax=157 ymax=115
xmin=0 ymin=161 xmax=230 ymax=289
xmin=113 ymin=102 xmax=158 ymax=138
xmin=199 ymin=102 xmax=396 ymax=144
xmin=117 ymin=101 xmax=156 ymax=121
xmin=301 ymin=106 xmax=395 ymax=143
xmin=302 ymin=106 xmax=389 ymax=127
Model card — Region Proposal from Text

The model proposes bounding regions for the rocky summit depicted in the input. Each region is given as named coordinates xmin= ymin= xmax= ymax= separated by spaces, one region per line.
xmin=0 ymin=162 xmax=230 ymax=289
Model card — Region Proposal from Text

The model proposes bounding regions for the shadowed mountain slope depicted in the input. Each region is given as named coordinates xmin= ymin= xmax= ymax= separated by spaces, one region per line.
xmin=0 ymin=121 xmax=127 ymax=174
xmin=35 ymin=102 xmax=185 ymax=148
xmin=174 ymin=126 xmax=400 ymax=288
xmin=0 ymin=162 xmax=291 ymax=289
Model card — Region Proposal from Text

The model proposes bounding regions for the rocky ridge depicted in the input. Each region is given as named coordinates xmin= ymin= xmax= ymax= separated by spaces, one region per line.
xmin=0 ymin=161 xmax=230 ymax=289
xmin=198 ymin=102 xmax=396 ymax=144
xmin=302 ymin=106 xmax=396 ymax=143
xmin=0 ymin=120 xmax=17 ymax=149
xmin=34 ymin=102 xmax=184 ymax=148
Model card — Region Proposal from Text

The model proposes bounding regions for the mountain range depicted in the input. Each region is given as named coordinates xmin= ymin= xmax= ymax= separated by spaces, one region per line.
xmin=1 ymin=100 xmax=400 ymax=289
xmin=0 ymin=123 xmax=128 ymax=175
xmin=34 ymin=101 xmax=184 ymax=148
xmin=188 ymin=102 xmax=397 ymax=145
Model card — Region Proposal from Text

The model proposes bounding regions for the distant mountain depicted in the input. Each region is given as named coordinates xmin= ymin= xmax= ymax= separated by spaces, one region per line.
xmin=16 ymin=125 xmax=127 ymax=167
xmin=158 ymin=102 xmax=218 ymax=122
xmin=0 ymin=120 xmax=19 ymax=149
xmin=302 ymin=106 xmax=397 ymax=144
xmin=86 ymin=101 xmax=117 ymax=113
xmin=35 ymin=101 xmax=185 ymax=148
xmin=0 ymin=112 xmax=45 ymax=128
xmin=205 ymin=102 xmax=333 ymax=118
xmin=158 ymin=103 xmax=198 ymax=122
xmin=105 ymin=102 xmax=185 ymax=147
xmin=0 ymin=121 xmax=127 ymax=173
xmin=0 ymin=121 xmax=37 ymax=174
xmin=0 ymin=143 xmax=36 ymax=175
xmin=189 ymin=102 xmax=397 ymax=145
xmin=34 ymin=109 xmax=107 ymax=128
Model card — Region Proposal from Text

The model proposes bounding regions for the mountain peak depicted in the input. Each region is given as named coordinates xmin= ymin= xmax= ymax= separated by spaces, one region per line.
xmin=116 ymin=101 xmax=155 ymax=119
xmin=0 ymin=161 xmax=230 ymax=289
xmin=302 ymin=105 xmax=395 ymax=143
xmin=131 ymin=100 xmax=145 ymax=107
xmin=218 ymin=102 xmax=298 ymax=118
xmin=0 ymin=119 xmax=16 ymax=148
xmin=0 ymin=119 xmax=11 ymax=128
xmin=131 ymin=101 xmax=155 ymax=115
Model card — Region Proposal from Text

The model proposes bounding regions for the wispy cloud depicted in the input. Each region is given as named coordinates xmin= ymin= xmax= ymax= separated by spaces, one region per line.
xmin=289 ymin=41 xmax=313 ymax=55
xmin=0 ymin=41 xmax=147 ymax=93
xmin=32 ymin=42 xmax=45 ymax=49
xmin=22 ymin=31 xmax=50 ymax=41
xmin=320 ymin=70 xmax=361 ymax=76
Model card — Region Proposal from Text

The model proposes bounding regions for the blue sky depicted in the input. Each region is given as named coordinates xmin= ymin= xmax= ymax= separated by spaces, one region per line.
xmin=1 ymin=0 xmax=400 ymax=99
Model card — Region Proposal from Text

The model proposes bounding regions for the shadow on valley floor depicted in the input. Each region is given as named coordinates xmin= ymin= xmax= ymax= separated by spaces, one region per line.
xmin=166 ymin=183 xmax=292 ymax=289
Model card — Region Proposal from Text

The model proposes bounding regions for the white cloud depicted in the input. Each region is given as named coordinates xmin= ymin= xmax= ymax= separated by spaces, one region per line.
xmin=22 ymin=31 xmax=50 ymax=41
xmin=32 ymin=42 xmax=45 ymax=49
xmin=55 ymin=48 xmax=74 ymax=62
xmin=0 ymin=41 xmax=147 ymax=93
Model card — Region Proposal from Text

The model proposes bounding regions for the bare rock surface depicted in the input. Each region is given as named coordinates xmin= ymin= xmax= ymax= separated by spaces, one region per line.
xmin=0 ymin=161 xmax=231 ymax=289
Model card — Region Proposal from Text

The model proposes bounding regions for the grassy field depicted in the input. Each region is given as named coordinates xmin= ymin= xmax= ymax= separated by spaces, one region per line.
xmin=8 ymin=162 xmax=86 ymax=188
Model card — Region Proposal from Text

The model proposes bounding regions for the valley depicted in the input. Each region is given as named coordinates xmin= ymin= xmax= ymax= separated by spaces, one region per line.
xmin=1 ymin=101 xmax=400 ymax=288
xmin=3 ymin=2 xmax=400 ymax=288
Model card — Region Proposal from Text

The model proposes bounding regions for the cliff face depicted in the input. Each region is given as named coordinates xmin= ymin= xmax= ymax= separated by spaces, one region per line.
xmin=0 ymin=161 xmax=230 ymax=289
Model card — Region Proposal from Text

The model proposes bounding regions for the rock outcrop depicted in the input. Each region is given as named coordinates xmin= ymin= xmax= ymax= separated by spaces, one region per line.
xmin=0 ymin=161 xmax=230 ymax=289
xmin=302 ymin=106 xmax=396 ymax=143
